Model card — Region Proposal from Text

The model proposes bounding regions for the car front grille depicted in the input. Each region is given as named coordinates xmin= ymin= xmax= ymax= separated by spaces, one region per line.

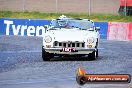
xmin=53 ymin=41 xmax=85 ymax=48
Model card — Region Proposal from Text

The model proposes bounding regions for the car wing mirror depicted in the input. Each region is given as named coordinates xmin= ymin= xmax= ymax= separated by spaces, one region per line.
xmin=95 ymin=27 xmax=100 ymax=31
xmin=44 ymin=25 xmax=49 ymax=29
xmin=44 ymin=25 xmax=50 ymax=32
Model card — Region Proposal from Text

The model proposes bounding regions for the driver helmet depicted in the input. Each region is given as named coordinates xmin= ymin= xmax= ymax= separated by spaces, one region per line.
xmin=59 ymin=15 xmax=67 ymax=19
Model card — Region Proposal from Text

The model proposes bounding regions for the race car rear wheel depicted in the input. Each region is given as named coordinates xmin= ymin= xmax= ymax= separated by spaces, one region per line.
xmin=42 ymin=47 xmax=54 ymax=61
xmin=88 ymin=51 xmax=97 ymax=60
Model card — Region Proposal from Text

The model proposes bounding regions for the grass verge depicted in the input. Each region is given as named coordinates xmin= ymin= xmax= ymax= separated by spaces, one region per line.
xmin=0 ymin=11 xmax=132 ymax=22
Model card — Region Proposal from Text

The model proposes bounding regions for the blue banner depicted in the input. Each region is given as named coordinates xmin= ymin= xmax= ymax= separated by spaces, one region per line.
xmin=0 ymin=18 xmax=51 ymax=36
xmin=94 ymin=22 xmax=108 ymax=39
xmin=0 ymin=18 xmax=108 ymax=39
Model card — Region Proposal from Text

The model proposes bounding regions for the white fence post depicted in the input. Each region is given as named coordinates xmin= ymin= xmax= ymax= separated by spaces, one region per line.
xmin=56 ymin=0 xmax=58 ymax=13
xmin=89 ymin=0 xmax=91 ymax=16
xmin=23 ymin=0 xmax=25 ymax=12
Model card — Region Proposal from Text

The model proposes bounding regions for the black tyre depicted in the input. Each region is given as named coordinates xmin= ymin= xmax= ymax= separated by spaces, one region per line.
xmin=96 ymin=49 xmax=98 ymax=57
xmin=88 ymin=51 xmax=97 ymax=60
xmin=42 ymin=47 xmax=54 ymax=61
xmin=95 ymin=39 xmax=99 ymax=58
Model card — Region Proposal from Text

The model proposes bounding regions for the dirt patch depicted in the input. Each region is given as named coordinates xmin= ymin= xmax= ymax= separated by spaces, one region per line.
xmin=0 ymin=0 xmax=120 ymax=14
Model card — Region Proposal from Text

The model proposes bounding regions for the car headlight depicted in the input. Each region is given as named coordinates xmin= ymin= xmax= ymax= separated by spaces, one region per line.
xmin=45 ymin=36 xmax=52 ymax=43
xmin=87 ymin=37 xmax=94 ymax=44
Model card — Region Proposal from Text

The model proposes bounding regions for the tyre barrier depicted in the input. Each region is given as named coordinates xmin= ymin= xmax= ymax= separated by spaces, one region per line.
xmin=0 ymin=18 xmax=132 ymax=41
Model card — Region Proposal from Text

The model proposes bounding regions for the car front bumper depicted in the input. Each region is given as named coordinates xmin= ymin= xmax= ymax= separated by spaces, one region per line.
xmin=43 ymin=46 xmax=96 ymax=55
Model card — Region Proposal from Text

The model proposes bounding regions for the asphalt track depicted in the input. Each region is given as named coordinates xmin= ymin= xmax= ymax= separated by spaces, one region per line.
xmin=0 ymin=36 xmax=132 ymax=88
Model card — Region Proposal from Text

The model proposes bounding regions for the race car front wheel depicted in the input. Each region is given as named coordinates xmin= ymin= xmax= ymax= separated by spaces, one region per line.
xmin=42 ymin=47 xmax=54 ymax=61
xmin=96 ymin=49 xmax=98 ymax=57
xmin=88 ymin=50 xmax=97 ymax=60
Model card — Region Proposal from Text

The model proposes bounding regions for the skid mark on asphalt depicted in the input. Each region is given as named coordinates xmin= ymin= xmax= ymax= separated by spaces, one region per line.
xmin=0 ymin=78 xmax=74 ymax=85
xmin=0 ymin=79 xmax=50 ymax=85
xmin=0 ymin=50 xmax=41 ymax=53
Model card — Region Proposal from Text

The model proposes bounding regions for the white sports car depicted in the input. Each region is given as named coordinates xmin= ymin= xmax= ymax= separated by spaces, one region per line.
xmin=42 ymin=15 xmax=100 ymax=61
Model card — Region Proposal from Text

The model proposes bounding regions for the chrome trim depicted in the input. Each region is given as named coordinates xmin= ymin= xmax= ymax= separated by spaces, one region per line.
xmin=53 ymin=41 xmax=85 ymax=48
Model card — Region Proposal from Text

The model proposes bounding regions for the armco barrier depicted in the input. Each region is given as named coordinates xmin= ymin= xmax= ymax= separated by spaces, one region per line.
xmin=0 ymin=18 xmax=108 ymax=39
xmin=107 ymin=22 xmax=132 ymax=41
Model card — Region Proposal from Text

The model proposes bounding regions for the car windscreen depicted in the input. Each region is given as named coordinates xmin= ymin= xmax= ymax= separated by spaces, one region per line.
xmin=50 ymin=19 xmax=94 ymax=30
